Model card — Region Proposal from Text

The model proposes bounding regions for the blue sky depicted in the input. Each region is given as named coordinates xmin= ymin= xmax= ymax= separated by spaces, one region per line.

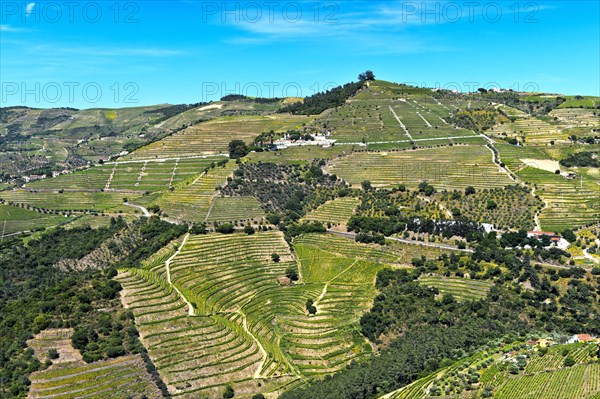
xmin=1 ymin=0 xmax=598 ymax=108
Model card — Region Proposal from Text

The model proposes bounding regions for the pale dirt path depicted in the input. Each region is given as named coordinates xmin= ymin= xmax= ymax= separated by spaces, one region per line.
xmin=237 ymin=310 xmax=268 ymax=379
xmin=531 ymin=186 xmax=549 ymax=232
xmin=165 ymin=233 xmax=195 ymax=315
xmin=416 ymin=112 xmax=433 ymax=127
xmin=583 ymin=248 xmax=600 ymax=264
xmin=108 ymin=154 xmax=229 ymax=165
xmin=123 ymin=202 xmax=151 ymax=217
xmin=313 ymin=259 xmax=359 ymax=310
xmin=338 ymin=135 xmax=477 ymax=146
xmin=104 ymin=163 xmax=118 ymax=190
xmin=388 ymin=105 xmax=413 ymax=140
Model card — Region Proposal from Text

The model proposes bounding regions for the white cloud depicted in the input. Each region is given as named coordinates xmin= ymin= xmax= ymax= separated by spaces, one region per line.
xmin=25 ymin=2 xmax=36 ymax=16
xmin=0 ymin=24 xmax=22 ymax=32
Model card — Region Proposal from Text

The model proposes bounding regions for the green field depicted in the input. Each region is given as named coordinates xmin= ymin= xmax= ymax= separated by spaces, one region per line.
xmin=326 ymin=145 xmax=515 ymax=190
xmin=0 ymin=204 xmax=73 ymax=236
xmin=488 ymin=113 xmax=567 ymax=144
xmin=248 ymin=145 xmax=354 ymax=164
xmin=0 ymin=189 xmax=129 ymax=212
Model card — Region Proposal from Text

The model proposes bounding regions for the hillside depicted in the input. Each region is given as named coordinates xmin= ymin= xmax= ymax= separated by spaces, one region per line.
xmin=1 ymin=77 xmax=599 ymax=399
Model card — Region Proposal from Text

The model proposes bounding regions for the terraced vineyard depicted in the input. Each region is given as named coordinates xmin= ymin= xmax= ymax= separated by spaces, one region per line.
xmin=116 ymin=232 xmax=407 ymax=398
xmin=495 ymin=363 xmax=600 ymax=399
xmin=494 ymin=143 xmax=551 ymax=172
xmin=525 ymin=343 xmax=594 ymax=374
xmin=418 ymin=274 xmax=493 ymax=301
xmin=26 ymin=328 xmax=161 ymax=399
xmin=488 ymin=112 xmax=567 ymax=144
xmin=517 ymin=166 xmax=599 ymax=231
xmin=302 ymin=197 xmax=360 ymax=226
xmin=326 ymin=146 xmax=514 ymax=190
xmin=27 ymin=157 xmax=220 ymax=192
xmin=311 ymin=84 xmax=478 ymax=147
xmin=157 ymin=161 xmax=236 ymax=223
xmin=125 ymin=115 xmax=309 ymax=160
xmin=550 ymin=108 xmax=600 ymax=131
xmin=206 ymin=196 xmax=265 ymax=223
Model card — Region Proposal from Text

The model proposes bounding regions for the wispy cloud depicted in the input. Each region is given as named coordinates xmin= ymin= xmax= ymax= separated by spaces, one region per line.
xmin=220 ymin=0 xmax=556 ymax=53
xmin=27 ymin=44 xmax=185 ymax=58
xmin=0 ymin=24 xmax=24 ymax=32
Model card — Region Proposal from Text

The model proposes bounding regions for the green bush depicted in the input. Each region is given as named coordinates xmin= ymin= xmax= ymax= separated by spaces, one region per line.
xmin=216 ymin=223 xmax=235 ymax=234
xmin=223 ymin=385 xmax=235 ymax=398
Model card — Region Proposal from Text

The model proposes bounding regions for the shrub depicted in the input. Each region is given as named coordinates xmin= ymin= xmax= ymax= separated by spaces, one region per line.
xmin=272 ymin=253 xmax=281 ymax=262
xmin=229 ymin=140 xmax=248 ymax=159
xmin=47 ymin=348 xmax=59 ymax=360
xmin=106 ymin=345 xmax=125 ymax=358
xmin=306 ymin=299 xmax=317 ymax=315
xmin=190 ymin=223 xmax=207 ymax=234
xmin=244 ymin=225 xmax=255 ymax=235
xmin=223 ymin=385 xmax=235 ymax=398
xmin=562 ymin=229 xmax=576 ymax=243
xmin=563 ymin=356 xmax=576 ymax=367
xmin=216 ymin=223 xmax=235 ymax=234
xmin=286 ymin=266 xmax=299 ymax=281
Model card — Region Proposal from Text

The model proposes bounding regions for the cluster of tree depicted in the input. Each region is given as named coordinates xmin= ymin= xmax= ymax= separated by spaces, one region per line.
xmin=279 ymin=81 xmax=365 ymax=115
xmin=355 ymin=232 xmax=386 ymax=245
xmin=474 ymin=91 xmax=566 ymax=116
xmin=220 ymin=94 xmax=281 ymax=103
xmin=281 ymin=270 xmax=526 ymax=399
xmin=445 ymin=107 xmax=505 ymax=132
xmin=283 ymin=221 xmax=326 ymax=242
xmin=229 ymin=139 xmax=250 ymax=159
xmin=560 ymin=151 xmax=599 ymax=168
xmin=348 ymin=214 xmax=484 ymax=242
xmin=358 ymin=70 xmax=376 ymax=82
xmin=569 ymin=135 xmax=599 ymax=145
xmin=112 ymin=216 xmax=188 ymax=269
xmin=220 ymin=162 xmax=346 ymax=222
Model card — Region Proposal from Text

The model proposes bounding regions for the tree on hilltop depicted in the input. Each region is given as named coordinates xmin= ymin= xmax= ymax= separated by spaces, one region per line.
xmin=358 ymin=70 xmax=376 ymax=82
